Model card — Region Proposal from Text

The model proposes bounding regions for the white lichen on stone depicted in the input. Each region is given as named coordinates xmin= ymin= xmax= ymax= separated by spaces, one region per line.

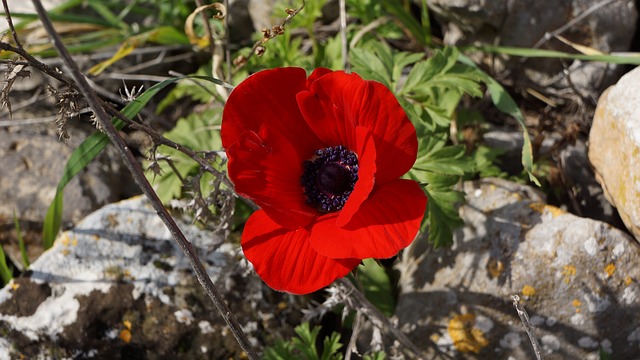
xmin=600 ymin=339 xmax=612 ymax=354
xmin=613 ymin=242 xmax=625 ymax=258
xmin=545 ymin=317 xmax=557 ymax=327
xmin=627 ymin=326 xmax=640 ymax=346
xmin=578 ymin=336 xmax=599 ymax=348
xmin=499 ymin=332 xmax=521 ymax=349
xmin=198 ymin=320 xmax=214 ymax=334
xmin=623 ymin=286 xmax=638 ymax=305
xmin=583 ymin=237 xmax=598 ymax=256
xmin=174 ymin=309 xmax=194 ymax=325
xmin=475 ymin=315 xmax=494 ymax=333
xmin=541 ymin=334 xmax=560 ymax=354
xmin=571 ymin=313 xmax=585 ymax=326
xmin=582 ymin=292 xmax=610 ymax=313
xmin=529 ymin=315 xmax=545 ymax=327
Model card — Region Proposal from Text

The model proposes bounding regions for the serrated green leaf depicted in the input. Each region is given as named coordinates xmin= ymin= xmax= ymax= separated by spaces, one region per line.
xmin=320 ymin=332 xmax=343 ymax=360
xmin=350 ymin=47 xmax=393 ymax=89
xmin=425 ymin=182 xmax=465 ymax=247
xmin=358 ymin=258 xmax=395 ymax=316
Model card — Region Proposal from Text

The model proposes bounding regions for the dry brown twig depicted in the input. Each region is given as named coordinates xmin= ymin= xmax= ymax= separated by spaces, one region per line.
xmin=233 ymin=0 xmax=306 ymax=68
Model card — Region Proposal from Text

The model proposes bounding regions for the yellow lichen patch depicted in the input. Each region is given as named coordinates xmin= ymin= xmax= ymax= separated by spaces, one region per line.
xmin=625 ymin=276 xmax=634 ymax=286
xmin=486 ymin=258 xmax=505 ymax=279
xmin=59 ymin=233 xmax=70 ymax=246
xmin=448 ymin=314 xmax=489 ymax=354
xmin=562 ymin=265 xmax=577 ymax=284
xmin=61 ymin=249 xmax=70 ymax=256
xmin=572 ymin=299 xmax=582 ymax=313
xmin=119 ymin=329 xmax=132 ymax=343
xmin=529 ymin=203 xmax=565 ymax=217
xmin=123 ymin=320 xmax=132 ymax=330
xmin=277 ymin=301 xmax=288 ymax=311
xmin=10 ymin=282 xmax=20 ymax=291
xmin=522 ymin=285 xmax=536 ymax=297
xmin=604 ymin=263 xmax=616 ymax=278
xmin=71 ymin=236 xmax=78 ymax=246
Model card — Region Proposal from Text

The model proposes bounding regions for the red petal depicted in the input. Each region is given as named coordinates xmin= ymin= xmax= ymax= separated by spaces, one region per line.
xmin=222 ymin=67 xmax=322 ymax=157
xmin=309 ymin=179 xmax=427 ymax=259
xmin=242 ymin=210 xmax=360 ymax=295
xmin=227 ymin=127 xmax=317 ymax=229
xmin=306 ymin=67 xmax=333 ymax=89
xmin=296 ymin=88 xmax=357 ymax=150
xmin=336 ymin=126 xmax=376 ymax=227
xmin=300 ymin=71 xmax=418 ymax=184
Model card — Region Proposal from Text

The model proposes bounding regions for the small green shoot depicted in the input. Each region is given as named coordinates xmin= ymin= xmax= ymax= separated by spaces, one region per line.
xmin=0 ymin=245 xmax=13 ymax=286
xmin=13 ymin=211 xmax=29 ymax=268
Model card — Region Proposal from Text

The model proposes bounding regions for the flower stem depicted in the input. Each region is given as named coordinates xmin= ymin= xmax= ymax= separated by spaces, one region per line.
xmin=338 ymin=278 xmax=426 ymax=359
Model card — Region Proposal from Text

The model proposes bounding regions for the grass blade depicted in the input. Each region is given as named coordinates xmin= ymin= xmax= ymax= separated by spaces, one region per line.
xmin=467 ymin=44 xmax=640 ymax=65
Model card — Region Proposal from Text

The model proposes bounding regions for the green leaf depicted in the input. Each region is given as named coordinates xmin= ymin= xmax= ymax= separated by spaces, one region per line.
xmin=320 ymin=332 xmax=343 ymax=360
xmin=13 ymin=211 xmax=30 ymax=268
xmin=0 ymin=245 xmax=12 ymax=286
xmin=42 ymin=190 xmax=63 ymax=250
xmin=292 ymin=323 xmax=320 ymax=359
xmin=350 ymin=47 xmax=394 ymax=89
xmin=363 ymin=352 xmax=387 ymax=360
xmin=42 ymin=75 xmax=230 ymax=245
xmin=424 ymin=176 xmax=466 ymax=247
xmin=456 ymin=54 xmax=539 ymax=185
xmin=358 ymin=259 xmax=395 ymax=316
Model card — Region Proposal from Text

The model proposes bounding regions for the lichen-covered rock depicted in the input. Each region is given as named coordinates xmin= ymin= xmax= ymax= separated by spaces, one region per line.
xmin=395 ymin=178 xmax=640 ymax=359
xmin=589 ymin=66 xmax=640 ymax=242
xmin=0 ymin=197 xmax=301 ymax=358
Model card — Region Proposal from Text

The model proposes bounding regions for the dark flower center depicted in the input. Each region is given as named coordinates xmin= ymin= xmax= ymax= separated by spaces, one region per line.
xmin=301 ymin=145 xmax=359 ymax=213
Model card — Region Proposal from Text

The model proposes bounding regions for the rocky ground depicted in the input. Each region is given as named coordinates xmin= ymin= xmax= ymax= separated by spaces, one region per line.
xmin=1 ymin=0 xmax=640 ymax=359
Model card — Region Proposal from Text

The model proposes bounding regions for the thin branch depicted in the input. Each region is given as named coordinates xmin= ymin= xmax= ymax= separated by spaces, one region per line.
xmin=511 ymin=295 xmax=544 ymax=360
xmin=339 ymin=0 xmax=349 ymax=72
xmin=224 ymin=0 xmax=232 ymax=84
xmin=2 ymin=0 xmax=23 ymax=48
xmin=28 ymin=0 xmax=259 ymax=358
xmin=338 ymin=278 xmax=426 ymax=359
xmin=531 ymin=0 xmax=617 ymax=50
xmin=234 ymin=0 xmax=306 ymax=67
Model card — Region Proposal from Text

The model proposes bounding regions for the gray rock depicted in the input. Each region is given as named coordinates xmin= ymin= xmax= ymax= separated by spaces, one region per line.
xmin=395 ymin=178 xmax=640 ymax=359
xmin=0 ymin=127 xmax=125 ymax=224
xmin=0 ymin=196 xmax=299 ymax=358
xmin=425 ymin=0 xmax=637 ymax=96
xmin=589 ymin=65 xmax=640 ymax=241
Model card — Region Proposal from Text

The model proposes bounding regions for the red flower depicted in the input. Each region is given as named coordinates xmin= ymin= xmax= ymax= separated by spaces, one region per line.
xmin=222 ymin=67 xmax=427 ymax=294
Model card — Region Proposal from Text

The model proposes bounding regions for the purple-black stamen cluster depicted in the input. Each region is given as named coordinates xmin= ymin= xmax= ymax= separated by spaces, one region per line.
xmin=301 ymin=145 xmax=359 ymax=213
